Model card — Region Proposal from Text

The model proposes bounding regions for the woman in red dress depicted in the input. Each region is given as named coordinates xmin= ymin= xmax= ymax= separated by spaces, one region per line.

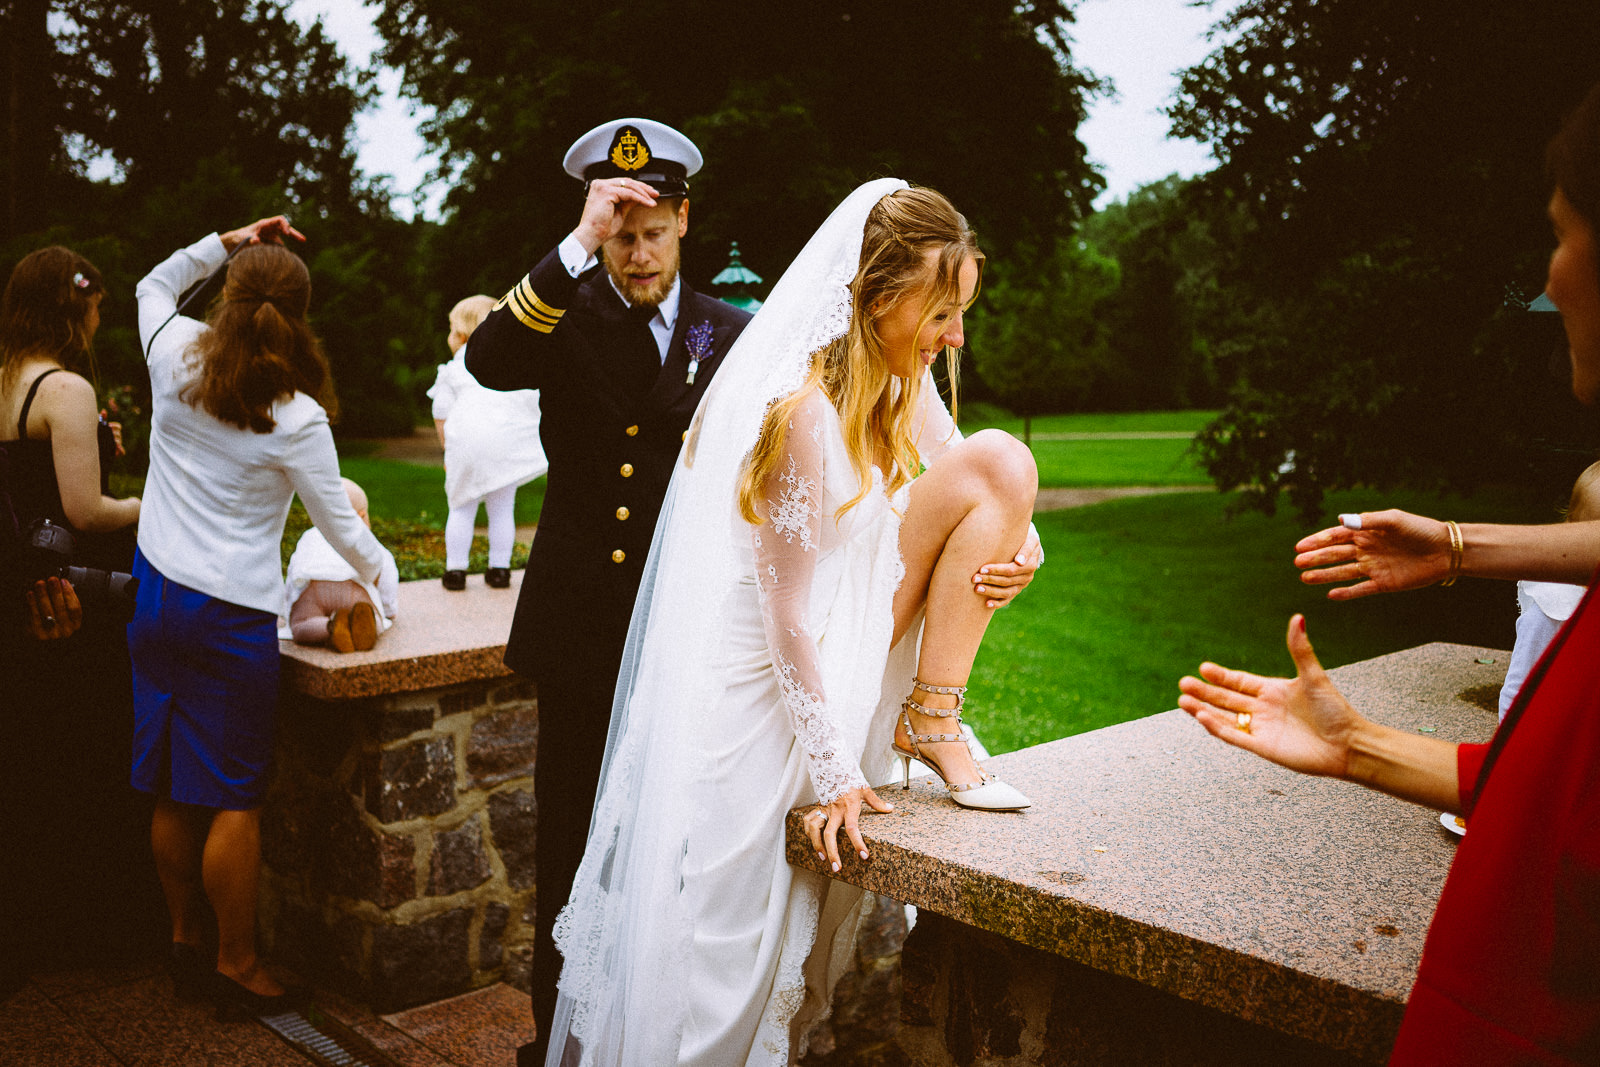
xmin=1179 ymin=83 xmax=1600 ymax=1064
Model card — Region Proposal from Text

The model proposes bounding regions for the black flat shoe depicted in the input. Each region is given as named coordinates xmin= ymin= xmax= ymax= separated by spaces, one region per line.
xmin=211 ymin=968 xmax=307 ymax=1021
xmin=485 ymin=567 xmax=511 ymax=588
xmin=166 ymin=942 xmax=209 ymax=1002
xmin=442 ymin=569 xmax=467 ymax=591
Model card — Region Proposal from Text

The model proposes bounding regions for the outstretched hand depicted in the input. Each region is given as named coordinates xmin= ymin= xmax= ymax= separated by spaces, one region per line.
xmin=220 ymin=215 xmax=306 ymax=253
xmin=803 ymin=784 xmax=894 ymax=873
xmin=573 ymin=177 xmax=660 ymax=254
xmin=1177 ymin=615 xmax=1365 ymax=779
xmin=1294 ymin=509 xmax=1451 ymax=600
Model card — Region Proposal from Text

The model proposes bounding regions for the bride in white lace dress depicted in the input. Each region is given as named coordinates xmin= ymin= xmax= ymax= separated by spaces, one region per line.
xmin=544 ymin=179 xmax=1043 ymax=1066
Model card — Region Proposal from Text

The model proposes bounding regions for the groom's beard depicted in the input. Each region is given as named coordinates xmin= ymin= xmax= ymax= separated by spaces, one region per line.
xmin=605 ymin=248 xmax=681 ymax=309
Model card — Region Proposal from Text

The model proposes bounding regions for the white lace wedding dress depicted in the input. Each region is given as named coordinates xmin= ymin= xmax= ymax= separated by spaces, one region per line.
xmin=545 ymin=178 xmax=957 ymax=1067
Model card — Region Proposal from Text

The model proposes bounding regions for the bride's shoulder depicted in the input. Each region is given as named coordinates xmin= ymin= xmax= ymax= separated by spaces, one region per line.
xmin=780 ymin=387 xmax=844 ymax=450
xmin=787 ymin=385 xmax=840 ymax=426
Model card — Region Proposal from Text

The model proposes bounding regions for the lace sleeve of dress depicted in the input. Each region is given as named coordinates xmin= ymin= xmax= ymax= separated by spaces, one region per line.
xmin=752 ymin=392 xmax=869 ymax=804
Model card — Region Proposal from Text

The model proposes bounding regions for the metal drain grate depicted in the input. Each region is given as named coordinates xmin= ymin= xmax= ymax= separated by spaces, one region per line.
xmin=258 ymin=1005 xmax=407 ymax=1067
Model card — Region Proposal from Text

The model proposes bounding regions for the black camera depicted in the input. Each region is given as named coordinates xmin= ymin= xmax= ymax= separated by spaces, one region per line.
xmin=22 ymin=518 xmax=139 ymax=609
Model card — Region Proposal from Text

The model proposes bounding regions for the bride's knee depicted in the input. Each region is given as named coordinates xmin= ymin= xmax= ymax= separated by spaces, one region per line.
xmin=964 ymin=429 xmax=1038 ymax=508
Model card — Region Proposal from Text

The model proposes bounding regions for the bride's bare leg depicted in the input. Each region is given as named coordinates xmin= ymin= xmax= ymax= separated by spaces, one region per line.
xmin=892 ymin=430 xmax=1037 ymax=786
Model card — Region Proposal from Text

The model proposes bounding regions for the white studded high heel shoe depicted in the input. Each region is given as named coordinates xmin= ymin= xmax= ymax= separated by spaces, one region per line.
xmin=891 ymin=679 xmax=1031 ymax=811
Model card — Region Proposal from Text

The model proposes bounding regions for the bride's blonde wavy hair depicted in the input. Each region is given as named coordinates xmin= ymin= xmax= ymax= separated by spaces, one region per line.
xmin=737 ymin=186 xmax=982 ymax=524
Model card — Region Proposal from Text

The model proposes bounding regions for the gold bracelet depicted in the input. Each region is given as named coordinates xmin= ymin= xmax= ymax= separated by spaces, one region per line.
xmin=1440 ymin=520 xmax=1464 ymax=587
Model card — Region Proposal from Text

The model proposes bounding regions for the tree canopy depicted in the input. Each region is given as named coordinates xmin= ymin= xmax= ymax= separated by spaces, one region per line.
xmin=373 ymin=0 xmax=1106 ymax=299
xmin=968 ymin=234 xmax=1119 ymax=441
xmin=1170 ymin=0 xmax=1600 ymax=517
xmin=1 ymin=0 xmax=437 ymax=438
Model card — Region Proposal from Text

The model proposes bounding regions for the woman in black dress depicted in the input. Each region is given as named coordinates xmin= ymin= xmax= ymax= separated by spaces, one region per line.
xmin=0 ymin=246 xmax=154 ymax=992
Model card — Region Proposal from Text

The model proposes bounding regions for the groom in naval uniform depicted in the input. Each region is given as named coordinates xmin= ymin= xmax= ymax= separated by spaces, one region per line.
xmin=466 ymin=118 xmax=751 ymax=1065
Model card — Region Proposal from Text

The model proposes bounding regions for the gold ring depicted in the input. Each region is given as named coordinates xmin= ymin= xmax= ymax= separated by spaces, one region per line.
xmin=1235 ymin=711 xmax=1252 ymax=733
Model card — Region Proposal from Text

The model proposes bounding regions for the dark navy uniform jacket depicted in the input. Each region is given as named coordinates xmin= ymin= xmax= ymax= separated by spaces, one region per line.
xmin=467 ymin=247 xmax=751 ymax=680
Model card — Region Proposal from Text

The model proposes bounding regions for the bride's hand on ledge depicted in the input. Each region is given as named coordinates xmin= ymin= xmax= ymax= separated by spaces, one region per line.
xmin=805 ymin=785 xmax=894 ymax=873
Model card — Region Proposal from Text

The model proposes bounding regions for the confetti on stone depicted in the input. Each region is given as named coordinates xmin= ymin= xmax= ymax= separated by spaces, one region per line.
xmin=1474 ymin=657 xmax=1496 ymax=665
xmin=1417 ymin=726 xmax=1437 ymax=733
xmin=1092 ymin=847 xmax=1107 ymax=853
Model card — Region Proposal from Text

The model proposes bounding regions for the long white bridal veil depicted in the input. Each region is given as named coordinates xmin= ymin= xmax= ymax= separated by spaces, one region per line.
xmin=543 ymin=178 xmax=908 ymax=1067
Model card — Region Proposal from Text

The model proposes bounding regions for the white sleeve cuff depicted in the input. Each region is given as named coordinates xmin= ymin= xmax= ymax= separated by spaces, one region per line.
xmin=558 ymin=233 xmax=598 ymax=278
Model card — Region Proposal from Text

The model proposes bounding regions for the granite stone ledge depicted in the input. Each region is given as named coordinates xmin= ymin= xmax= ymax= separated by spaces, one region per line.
xmin=278 ymin=571 xmax=524 ymax=701
xmin=786 ymin=642 xmax=1508 ymax=1060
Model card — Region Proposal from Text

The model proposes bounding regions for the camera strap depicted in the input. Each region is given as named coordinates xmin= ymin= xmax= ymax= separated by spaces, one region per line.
xmin=142 ymin=240 xmax=250 ymax=362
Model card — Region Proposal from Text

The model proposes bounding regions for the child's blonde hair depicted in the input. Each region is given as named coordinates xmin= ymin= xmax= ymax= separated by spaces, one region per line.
xmin=1567 ymin=460 xmax=1600 ymax=523
xmin=449 ymin=295 xmax=496 ymax=339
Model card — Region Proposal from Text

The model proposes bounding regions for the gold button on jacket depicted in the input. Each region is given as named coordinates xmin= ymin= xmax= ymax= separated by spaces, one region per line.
xmin=611 ymin=549 xmax=626 ymax=563
xmin=625 ymin=424 xmax=639 ymax=436
xmin=620 ymin=463 xmax=634 ymax=477
xmin=616 ymin=507 xmax=630 ymax=520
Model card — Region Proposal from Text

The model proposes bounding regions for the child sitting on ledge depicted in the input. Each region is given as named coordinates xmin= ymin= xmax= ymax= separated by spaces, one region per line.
xmin=279 ymin=478 xmax=400 ymax=652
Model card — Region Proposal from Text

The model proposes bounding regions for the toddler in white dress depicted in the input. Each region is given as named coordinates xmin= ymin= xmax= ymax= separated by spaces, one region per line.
xmin=428 ymin=295 xmax=548 ymax=590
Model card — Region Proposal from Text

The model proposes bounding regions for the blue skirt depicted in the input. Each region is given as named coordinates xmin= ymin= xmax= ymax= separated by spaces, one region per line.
xmin=128 ymin=549 xmax=280 ymax=809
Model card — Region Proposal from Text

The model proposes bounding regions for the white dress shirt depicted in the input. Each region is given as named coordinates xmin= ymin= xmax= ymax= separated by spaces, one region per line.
xmin=1499 ymin=580 xmax=1587 ymax=720
xmin=135 ymin=234 xmax=385 ymax=616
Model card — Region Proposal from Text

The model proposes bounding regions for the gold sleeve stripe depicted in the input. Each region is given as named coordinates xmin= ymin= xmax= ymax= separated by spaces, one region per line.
xmin=502 ymin=293 xmax=551 ymax=333
xmin=511 ymin=285 xmax=560 ymax=328
xmin=518 ymin=280 xmax=564 ymax=319
xmin=494 ymin=277 xmax=555 ymax=333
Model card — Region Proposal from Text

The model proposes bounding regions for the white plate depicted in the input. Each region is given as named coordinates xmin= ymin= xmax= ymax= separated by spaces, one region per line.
xmin=1440 ymin=811 xmax=1466 ymax=836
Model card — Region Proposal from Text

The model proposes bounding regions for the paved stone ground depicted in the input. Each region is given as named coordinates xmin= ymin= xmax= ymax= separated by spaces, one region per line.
xmin=358 ymin=430 xmax=1212 ymax=513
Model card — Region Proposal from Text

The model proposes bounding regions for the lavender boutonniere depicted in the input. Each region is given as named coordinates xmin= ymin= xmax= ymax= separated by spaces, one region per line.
xmin=685 ymin=321 xmax=714 ymax=385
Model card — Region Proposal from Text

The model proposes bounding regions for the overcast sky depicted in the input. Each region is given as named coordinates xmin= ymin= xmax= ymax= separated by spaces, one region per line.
xmin=287 ymin=0 xmax=1226 ymax=220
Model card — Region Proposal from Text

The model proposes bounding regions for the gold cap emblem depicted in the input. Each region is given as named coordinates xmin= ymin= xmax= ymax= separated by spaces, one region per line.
xmin=609 ymin=126 xmax=651 ymax=172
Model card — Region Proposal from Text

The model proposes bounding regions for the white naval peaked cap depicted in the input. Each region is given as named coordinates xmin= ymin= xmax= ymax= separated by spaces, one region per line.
xmin=562 ymin=118 xmax=703 ymax=197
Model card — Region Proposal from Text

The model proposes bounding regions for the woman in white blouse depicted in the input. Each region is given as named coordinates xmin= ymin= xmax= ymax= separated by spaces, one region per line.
xmin=130 ymin=216 xmax=386 ymax=1017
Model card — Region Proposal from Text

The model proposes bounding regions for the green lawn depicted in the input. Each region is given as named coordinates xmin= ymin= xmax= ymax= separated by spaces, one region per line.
xmin=311 ymin=416 xmax=1561 ymax=754
xmin=336 ymin=456 xmax=546 ymax=529
xmin=964 ymin=485 xmax=1553 ymax=755
xmin=957 ymin=407 xmax=1214 ymax=487
xmin=112 ymin=410 xmax=1555 ymax=749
